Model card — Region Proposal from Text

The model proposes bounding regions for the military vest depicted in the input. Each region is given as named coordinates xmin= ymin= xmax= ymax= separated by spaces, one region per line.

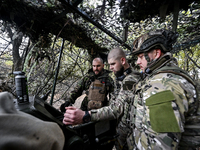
xmin=87 ymin=78 xmax=107 ymax=110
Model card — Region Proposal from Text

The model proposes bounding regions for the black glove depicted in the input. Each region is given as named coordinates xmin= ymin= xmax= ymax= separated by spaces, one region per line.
xmin=60 ymin=101 xmax=72 ymax=113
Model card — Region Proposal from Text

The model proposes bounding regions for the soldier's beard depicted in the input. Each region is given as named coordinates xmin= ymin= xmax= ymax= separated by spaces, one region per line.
xmin=115 ymin=66 xmax=124 ymax=78
xmin=94 ymin=69 xmax=103 ymax=77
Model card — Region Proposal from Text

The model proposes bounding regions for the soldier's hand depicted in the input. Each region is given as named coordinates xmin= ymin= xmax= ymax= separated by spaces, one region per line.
xmin=63 ymin=106 xmax=85 ymax=125
xmin=60 ymin=101 xmax=72 ymax=113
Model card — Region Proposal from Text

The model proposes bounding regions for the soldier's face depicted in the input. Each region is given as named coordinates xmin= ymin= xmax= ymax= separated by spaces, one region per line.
xmin=108 ymin=58 xmax=124 ymax=77
xmin=136 ymin=50 xmax=160 ymax=72
xmin=92 ymin=59 xmax=104 ymax=75
xmin=136 ymin=53 xmax=147 ymax=72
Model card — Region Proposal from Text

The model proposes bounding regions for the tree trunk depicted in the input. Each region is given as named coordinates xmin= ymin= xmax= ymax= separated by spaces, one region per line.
xmin=12 ymin=32 xmax=23 ymax=71
xmin=6 ymin=26 xmax=23 ymax=71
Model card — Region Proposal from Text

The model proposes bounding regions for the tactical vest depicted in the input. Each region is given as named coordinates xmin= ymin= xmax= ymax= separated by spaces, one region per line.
xmin=87 ymin=79 xmax=106 ymax=110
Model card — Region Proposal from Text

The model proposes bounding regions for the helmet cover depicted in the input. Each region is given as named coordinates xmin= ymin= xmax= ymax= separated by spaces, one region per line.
xmin=132 ymin=29 xmax=178 ymax=55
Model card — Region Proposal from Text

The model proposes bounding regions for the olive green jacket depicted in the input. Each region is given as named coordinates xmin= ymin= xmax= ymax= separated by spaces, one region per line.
xmin=68 ymin=69 xmax=114 ymax=110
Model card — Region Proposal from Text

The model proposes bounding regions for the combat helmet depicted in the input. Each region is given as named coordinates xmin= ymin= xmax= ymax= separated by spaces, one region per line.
xmin=132 ymin=29 xmax=179 ymax=55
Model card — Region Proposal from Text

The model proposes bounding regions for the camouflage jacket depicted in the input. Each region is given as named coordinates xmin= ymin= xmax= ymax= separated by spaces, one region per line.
xmin=91 ymin=68 xmax=141 ymax=122
xmin=127 ymin=53 xmax=198 ymax=150
xmin=68 ymin=69 xmax=114 ymax=105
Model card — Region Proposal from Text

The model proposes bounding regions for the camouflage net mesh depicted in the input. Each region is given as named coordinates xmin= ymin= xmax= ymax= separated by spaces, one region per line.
xmin=1 ymin=0 xmax=200 ymax=56
xmin=62 ymin=0 xmax=200 ymax=54
xmin=1 ymin=0 xmax=200 ymax=102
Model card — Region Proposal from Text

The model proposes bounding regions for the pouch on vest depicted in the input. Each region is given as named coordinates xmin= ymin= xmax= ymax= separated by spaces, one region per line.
xmin=87 ymin=79 xmax=106 ymax=110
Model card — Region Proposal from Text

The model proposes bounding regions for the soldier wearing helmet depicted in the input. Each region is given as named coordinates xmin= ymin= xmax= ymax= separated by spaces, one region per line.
xmin=126 ymin=29 xmax=198 ymax=149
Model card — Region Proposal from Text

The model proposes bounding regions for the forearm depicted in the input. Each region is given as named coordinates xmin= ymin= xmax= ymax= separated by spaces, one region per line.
xmin=68 ymin=92 xmax=80 ymax=104
xmin=69 ymin=80 xmax=85 ymax=104
xmin=90 ymin=87 xmax=133 ymax=122
xmin=90 ymin=100 xmax=124 ymax=121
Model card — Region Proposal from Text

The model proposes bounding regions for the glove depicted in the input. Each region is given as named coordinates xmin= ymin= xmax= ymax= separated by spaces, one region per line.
xmin=60 ymin=101 xmax=72 ymax=113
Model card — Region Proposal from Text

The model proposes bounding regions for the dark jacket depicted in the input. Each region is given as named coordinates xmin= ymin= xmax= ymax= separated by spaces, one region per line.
xmin=68 ymin=69 xmax=114 ymax=110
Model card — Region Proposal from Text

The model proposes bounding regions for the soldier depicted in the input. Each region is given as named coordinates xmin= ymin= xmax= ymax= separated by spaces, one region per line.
xmin=126 ymin=29 xmax=198 ymax=149
xmin=60 ymin=57 xmax=114 ymax=112
xmin=63 ymin=48 xmax=141 ymax=150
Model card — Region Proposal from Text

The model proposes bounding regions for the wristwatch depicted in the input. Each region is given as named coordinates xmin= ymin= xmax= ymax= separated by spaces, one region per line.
xmin=82 ymin=111 xmax=91 ymax=123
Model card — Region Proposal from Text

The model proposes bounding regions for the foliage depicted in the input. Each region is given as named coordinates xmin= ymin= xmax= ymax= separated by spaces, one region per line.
xmin=0 ymin=0 xmax=200 ymax=106
xmin=175 ymin=43 xmax=200 ymax=80
xmin=22 ymin=37 xmax=92 ymax=103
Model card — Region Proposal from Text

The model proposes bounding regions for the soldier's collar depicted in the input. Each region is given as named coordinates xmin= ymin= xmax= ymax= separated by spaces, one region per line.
xmin=116 ymin=68 xmax=132 ymax=81
xmin=145 ymin=53 xmax=172 ymax=74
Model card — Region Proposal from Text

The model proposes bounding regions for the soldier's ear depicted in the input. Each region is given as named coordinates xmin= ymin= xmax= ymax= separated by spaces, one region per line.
xmin=120 ymin=57 xmax=126 ymax=65
xmin=155 ymin=49 xmax=162 ymax=59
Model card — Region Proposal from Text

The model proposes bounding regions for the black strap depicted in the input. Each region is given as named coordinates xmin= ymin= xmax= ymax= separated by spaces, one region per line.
xmin=117 ymin=68 xmax=132 ymax=81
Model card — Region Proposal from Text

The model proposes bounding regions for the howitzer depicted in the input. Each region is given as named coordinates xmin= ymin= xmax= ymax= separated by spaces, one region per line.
xmin=14 ymin=95 xmax=117 ymax=150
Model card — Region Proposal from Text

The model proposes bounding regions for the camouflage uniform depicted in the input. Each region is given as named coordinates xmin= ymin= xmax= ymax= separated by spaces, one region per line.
xmin=67 ymin=69 xmax=114 ymax=111
xmin=127 ymin=53 xmax=198 ymax=150
xmin=91 ymin=68 xmax=141 ymax=150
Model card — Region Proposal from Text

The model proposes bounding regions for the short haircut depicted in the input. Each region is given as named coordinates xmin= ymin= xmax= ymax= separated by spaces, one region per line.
xmin=108 ymin=47 xmax=126 ymax=61
xmin=93 ymin=57 xmax=104 ymax=64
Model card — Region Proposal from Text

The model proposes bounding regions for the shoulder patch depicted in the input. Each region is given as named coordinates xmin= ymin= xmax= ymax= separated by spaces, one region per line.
xmin=145 ymin=90 xmax=180 ymax=132
xmin=123 ymin=81 xmax=135 ymax=90
xmin=146 ymin=90 xmax=175 ymax=105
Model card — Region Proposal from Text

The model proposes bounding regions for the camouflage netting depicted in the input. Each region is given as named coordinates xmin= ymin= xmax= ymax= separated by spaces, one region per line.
xmin=0 ymin=0 xmax=200 ymax=58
